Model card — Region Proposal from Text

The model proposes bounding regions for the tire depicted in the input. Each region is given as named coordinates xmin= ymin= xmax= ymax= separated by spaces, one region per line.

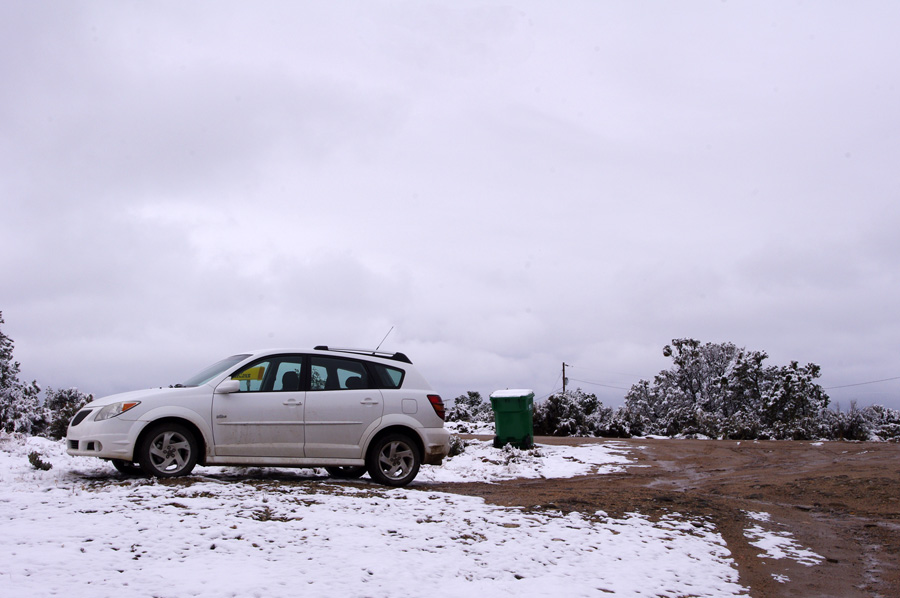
xmin=111 ymin=459 xmax=144 ymax=476
xmin=138 ymin=423 xmax=199 ymax=478
xmin=325 ymin=466 xmax=367 ymax=479
xmin=366 ymin=433 xmax=421 ymax=487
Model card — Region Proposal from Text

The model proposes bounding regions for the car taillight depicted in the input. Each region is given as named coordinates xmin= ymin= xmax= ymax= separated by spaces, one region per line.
xmin=427 ymin=395 xmax=445 ymax=420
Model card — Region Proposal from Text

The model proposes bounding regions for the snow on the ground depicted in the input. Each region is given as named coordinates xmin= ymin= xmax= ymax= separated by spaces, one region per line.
xmin=443 ymin=420 xmax=496 ymax=435
xmin=417 ymin=439 xmax=634 ymax=483
xmin=743 ymin=511 xmax=824 ymax=567
xmin=2 ymin=435 xmax=751 ymax=598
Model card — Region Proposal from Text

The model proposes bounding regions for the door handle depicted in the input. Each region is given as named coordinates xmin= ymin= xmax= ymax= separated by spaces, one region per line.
xmin=283 ymin=400 xmax=303 ymax=406
xmin=360 ymin=399 xmax=380 ymax=405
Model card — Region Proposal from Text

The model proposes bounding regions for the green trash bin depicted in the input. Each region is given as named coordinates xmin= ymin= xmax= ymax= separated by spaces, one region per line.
xmin=490 ymin=389 xmax=535 ymax=449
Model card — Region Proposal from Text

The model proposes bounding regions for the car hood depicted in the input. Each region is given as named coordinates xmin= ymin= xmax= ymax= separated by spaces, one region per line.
xmin=84 ymin=386 xmax=207 ymax=409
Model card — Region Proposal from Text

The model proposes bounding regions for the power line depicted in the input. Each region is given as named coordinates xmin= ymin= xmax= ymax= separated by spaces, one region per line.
xmin=549 ymin=371 xmax=561 ymax=394
xmin=567 ymin=377 xmax=630 ymax=391
xmin=536 ymin=387 xmax=563 ymax=401
xmin=825 ymin=376 xmax=900 ymax=390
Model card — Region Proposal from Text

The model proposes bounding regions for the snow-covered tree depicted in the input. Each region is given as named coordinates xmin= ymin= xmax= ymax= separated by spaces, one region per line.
xmin=0 ymin=312 xmax=43 ymax=434
xmin=533 ymin=389 xmax=614 ymax=437
xmin=661 ymin=339 xmax=738 ymax=416
xmin=43 ymin=387 xmax=92 ymax=440
xmin=622 ymin=339 xmax=830 ymax=439
xmin=622 ymin=339 xmax=738 ymax=436
xmin=445 ymin=391 xmax=493 ymax=423
xmin=817 ymin=402 xmax=869 ymax=441
xmin=761 ymin=361 xmax=829 ymax=439
xmin=619 ymin=379 xmax=654 ymax=436
xmin=860 ymin=405 xmax=900 ymax=441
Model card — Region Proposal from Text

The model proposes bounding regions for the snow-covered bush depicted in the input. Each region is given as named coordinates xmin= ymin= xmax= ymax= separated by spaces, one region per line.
xmin=43 ymin=387 xmax=92 ymax=440
xmin=447 ymin=434 xmax=468 ymax=457
xmin=446 ymin=391 xmax=492 ymax=423
xmin=720 ymin=410 xmax=763 ymax=440
xmin=817 ymin=405 xmax=869 ymax=441
xmin=0 ymin=312 xmax=43 ymax=435
xmin=622 ymin=339 xmax=832 ymax=440
xmin=859 ymin=405 xmax=900 ymax=441
xmin=533 ymin=389 xmax=617 ymax=437
xmin=497 ymin=443 xmax=543 ymax=466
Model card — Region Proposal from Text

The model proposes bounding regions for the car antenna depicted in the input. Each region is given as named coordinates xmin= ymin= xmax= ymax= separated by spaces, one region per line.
xmin=374 ymin=326 xmax=394 ymax=352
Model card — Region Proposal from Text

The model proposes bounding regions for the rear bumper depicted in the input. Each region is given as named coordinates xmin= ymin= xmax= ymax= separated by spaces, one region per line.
xmin=421 ymin=427 xmax=451 ymax=465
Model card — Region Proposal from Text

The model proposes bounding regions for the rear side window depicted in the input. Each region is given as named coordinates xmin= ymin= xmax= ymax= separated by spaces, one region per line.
xmin=309 ymin=356 xmax=369 ymax=391
xmin=370 ymin=363 xmax=405 ymax=389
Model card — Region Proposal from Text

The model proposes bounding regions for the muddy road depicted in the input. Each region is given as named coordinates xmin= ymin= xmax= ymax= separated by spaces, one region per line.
xmin=419 ymin=437 xmax=900 ymax=598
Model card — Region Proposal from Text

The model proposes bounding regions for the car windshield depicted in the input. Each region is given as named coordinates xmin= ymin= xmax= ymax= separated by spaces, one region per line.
xmin=180 ymin=354 xmax=251 ymax=387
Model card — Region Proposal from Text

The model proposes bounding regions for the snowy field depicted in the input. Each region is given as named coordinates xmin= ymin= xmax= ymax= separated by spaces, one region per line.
xmin=0 ymin=434 xmax=825 ymax=597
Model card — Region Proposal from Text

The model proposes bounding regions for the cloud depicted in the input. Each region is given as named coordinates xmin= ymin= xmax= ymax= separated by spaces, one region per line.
xmin=3 ymin=1 xmax=899 ymax=408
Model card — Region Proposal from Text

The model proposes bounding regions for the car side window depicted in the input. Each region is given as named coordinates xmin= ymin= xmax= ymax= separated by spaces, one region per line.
xmin=309 ymin=356 xmax=369 ymax=391
xmin=370 ymin=363 xmax=405 ymax=389
xmin=273 ymin=359 xmax=304 ymax=392
xmin=231 ymin=360 xmax=271 ymax=392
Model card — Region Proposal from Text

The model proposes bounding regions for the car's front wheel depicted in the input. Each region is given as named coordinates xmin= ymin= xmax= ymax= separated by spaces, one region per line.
xmin=138 ymin=423 xmax=199 ymax=478
xmin=366 ymin=433 xmax=421 ymax=487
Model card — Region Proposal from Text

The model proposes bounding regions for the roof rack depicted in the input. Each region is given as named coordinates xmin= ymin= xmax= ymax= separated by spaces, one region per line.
xmin=313 ymin=346 xmax=412 ymax=364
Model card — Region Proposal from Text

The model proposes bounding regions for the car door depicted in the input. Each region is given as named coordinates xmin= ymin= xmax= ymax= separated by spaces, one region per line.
xmin=303 ymin=356 xmax=384 ymax=459
xmin=212 ymin=356 xmax=306 ymax=458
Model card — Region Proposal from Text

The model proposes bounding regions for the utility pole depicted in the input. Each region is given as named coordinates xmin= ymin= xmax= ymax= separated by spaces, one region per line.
xmin=562 ymin=362 xmax=570 ymax=394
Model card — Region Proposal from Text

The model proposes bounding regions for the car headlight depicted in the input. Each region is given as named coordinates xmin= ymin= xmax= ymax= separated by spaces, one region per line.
xmin=94 ymin=401 xmax=141 ymax=421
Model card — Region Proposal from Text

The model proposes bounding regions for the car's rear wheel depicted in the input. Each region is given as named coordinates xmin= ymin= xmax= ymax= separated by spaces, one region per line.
xmin=366 ymin=433 xmax=420 ymax=487
xmin=111 ymin=459 xmax=143 ymax=476
xmin=138 ymin=423 xmax=199 ymax=478
xmin=325 ymin=466 xmax=367 ymax=479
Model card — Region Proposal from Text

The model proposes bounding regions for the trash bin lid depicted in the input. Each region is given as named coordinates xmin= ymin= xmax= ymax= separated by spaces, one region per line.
xmin=490 ymin=389 xmax=534 ymax=399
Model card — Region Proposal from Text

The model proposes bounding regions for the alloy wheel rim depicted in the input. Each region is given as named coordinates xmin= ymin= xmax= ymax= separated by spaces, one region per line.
xmin=379 ymin=441 xmax=414 ymax=479
xmin=149 ymin=431 xmax=190 ymax=472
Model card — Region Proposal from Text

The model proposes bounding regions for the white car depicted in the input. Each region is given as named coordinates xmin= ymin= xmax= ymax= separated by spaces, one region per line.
xmin=66 ymin=347 xmax=451 ymax=487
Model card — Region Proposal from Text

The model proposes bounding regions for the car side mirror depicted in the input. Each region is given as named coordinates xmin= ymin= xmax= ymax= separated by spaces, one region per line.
xmin=215 ymin=379 xmax=241 ymax=394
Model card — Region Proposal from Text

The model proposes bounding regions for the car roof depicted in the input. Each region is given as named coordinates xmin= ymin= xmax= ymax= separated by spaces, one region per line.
xmin=312 ymin=346 xmax=412 ymax=364
xmin=243 ymin=347 xmax=413 ymax=365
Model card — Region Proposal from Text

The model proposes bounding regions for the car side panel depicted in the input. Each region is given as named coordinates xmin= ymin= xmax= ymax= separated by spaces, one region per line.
xmin=211 ymin=389 xmax=306 ymax=457
xmin=303 ymin=389 xmax=384 ymax=459
xmin=138 ymin=404 xmax=217 ymax=459
xmin=360 ymin=411 xmax=451 ymax=465
xmin=66 ymin=389 xmax=216 ymax=462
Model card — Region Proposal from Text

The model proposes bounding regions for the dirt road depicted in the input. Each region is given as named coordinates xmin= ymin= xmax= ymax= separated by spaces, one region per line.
xmin=419 ymin=437 xmax=900 ymax=598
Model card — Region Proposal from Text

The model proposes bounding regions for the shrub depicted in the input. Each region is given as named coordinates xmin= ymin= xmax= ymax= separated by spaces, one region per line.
xmin=446 ymin=391 xmax=492 ymax=423
xmin=0 ymin=312 xmax=43 ymax=435
xmin=533 ymin=390 xmax=617 ymax=437
xmin=28 ymin=451 xmax=52 ymax=471
xmin=447 ymin=434 xmax=467 ymax=458
xmin=43 ymin=387 xmax=92 ymax=440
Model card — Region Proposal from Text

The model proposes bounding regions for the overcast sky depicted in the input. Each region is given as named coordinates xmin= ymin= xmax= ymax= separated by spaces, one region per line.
xmin=2 ymin=1 xmax=899 ymax=409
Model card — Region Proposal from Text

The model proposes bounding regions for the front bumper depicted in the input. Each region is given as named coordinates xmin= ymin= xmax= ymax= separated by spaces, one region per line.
xmin=65 ymin=408 xmax=142 ymax=460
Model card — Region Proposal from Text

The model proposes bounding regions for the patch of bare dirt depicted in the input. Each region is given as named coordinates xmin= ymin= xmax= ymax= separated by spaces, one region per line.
xmin=417 ymin=436 xmax=900 ymax=598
